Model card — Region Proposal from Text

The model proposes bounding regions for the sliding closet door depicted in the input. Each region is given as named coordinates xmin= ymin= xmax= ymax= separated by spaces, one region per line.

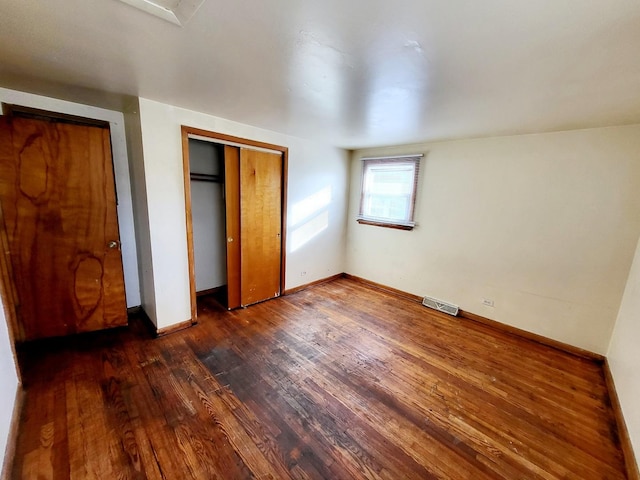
xmin=239 ymin=148 xmax=282 ymax=306
xmin=223 ymin=145 xmax=283 ymax=309
xmin=224 ymin=146 xmax=242 ymax=309
xmin=183 ymin=126 xmax=287 ymax=315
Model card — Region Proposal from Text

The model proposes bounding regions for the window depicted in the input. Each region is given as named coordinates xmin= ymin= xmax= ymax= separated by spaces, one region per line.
xmin=357 ymin=154 xmax=422 ymax=230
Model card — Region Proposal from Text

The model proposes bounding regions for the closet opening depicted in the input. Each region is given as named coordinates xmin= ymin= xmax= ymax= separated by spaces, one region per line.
xmin=187 ymin=139 xmax=228 ymax=307
xmin=181 ymin=126 xmax=288 ymax=322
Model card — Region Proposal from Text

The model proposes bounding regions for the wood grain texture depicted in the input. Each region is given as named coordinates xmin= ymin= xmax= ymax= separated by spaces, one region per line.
xmin=156 ymin=319 xmax=194 ymax=337
xmin=11 ymin=277 xmax=629 ymax=479
xmin=344 ymin=273 xmax=604 ymax=361
xmin=279 ymin=149 xmax=288 ymax=296
xmin=240 ymin=148 xmax=282 ymax=306
xmin=1 ymin=386 xmax=24 ymax=480
xmin=458 ymin=309 xmax=605 ymax=362
xmin=3 ymin=105 xmax=110 ymax=129
xmin=0 ymin=201 xmax=24 ymax=357
xmin=224 ymin=145 xmax=241 ymax=309
xmin=0 ymin=116 xmax=127 ymax=341
xmin=343 ymin=273 xmax=424 ymax=302
xmin=283 ymin=273 xmax=344 ymax=295
xmin=180 ymin=126 xmax=289 ymax=309
xmin=182 ymin=126 xmax=288 ymax=155
xmin=180 ymin=126 xmax=198 ymax=323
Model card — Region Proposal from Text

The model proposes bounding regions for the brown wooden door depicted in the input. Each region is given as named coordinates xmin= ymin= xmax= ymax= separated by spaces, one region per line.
xmin=223 ymin=146 xmax=283 ymax=308
xmin=240 ymin=148 xmax=282 ymax=306
xmin=0 ymin=116 xmax=127 ymax=341
xmin=224 ymin=145 xmax=242 ymax=309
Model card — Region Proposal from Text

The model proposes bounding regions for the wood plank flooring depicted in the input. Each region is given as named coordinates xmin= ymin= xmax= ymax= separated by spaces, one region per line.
xmin=11 ymin=277 xmax=627 ymax=479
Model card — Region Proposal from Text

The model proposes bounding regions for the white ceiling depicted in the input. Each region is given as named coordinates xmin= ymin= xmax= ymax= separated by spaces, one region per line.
xmin=1 ymin=0 xmax=640 ymax=148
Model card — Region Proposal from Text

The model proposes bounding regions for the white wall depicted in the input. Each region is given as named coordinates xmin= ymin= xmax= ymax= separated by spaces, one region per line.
xmin=123 ymin=100 xmax=156 ymax=321
xmin=137 ymin=98 xmax=349 ymax=329
xmin=189 ymin=139 xmax=226 ymax=291
xmin=0 ymin=87 xmax=141 ymax=308
xmin=347 ymin=125 xmax=640 ymax=354
xmin=608 ymin=234 xmax=640 ymax=464
xmin=0 ymin=302 xmax=19 ymax=474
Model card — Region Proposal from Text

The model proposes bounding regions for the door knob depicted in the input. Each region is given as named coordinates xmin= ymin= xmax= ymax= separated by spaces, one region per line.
xmin=108 ymin=240 xmax=119 ymax=249
xmin=227 ymin=237 xmax=234 ymax=243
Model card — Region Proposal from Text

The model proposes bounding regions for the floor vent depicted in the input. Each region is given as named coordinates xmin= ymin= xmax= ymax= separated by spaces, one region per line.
xmin=422 ymin=296 xmax=459 ymax=316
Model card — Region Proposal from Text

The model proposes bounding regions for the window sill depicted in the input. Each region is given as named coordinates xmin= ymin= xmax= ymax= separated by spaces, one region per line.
xmin=356 ymin=219 xmax=414 ymax=231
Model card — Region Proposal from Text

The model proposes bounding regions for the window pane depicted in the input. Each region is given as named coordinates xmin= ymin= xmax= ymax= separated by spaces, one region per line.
xmin=363 ymin=193 xmax=410 ymax=221
xmin=360 ymin=158 xmax=418 ymax=225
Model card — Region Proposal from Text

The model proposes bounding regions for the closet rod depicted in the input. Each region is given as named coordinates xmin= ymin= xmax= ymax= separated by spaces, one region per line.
xmin=190 ymin=173 xmax=222 ymax=183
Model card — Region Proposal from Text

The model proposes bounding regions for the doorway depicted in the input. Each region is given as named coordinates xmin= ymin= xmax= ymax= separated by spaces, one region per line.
xmin=0 ymin=110 xmax=128 ymax=341
xmin=181 ymin=126 xmax=288 ymax=320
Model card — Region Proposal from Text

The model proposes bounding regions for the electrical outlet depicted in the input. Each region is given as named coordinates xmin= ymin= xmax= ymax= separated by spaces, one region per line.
xmin=482 ymin=298 xmax=495 ymax=307
xmin=300 ymin=271 xmax=307 ymax=277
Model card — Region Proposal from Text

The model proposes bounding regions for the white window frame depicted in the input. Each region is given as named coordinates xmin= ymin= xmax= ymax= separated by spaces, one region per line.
xmin=357 ymin=154 xmax=422 ymax=230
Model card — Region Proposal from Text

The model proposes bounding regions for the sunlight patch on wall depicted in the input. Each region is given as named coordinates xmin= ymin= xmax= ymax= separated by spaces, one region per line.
xmin=291 ymin=186 xmax=332 ymax=252
xmin=291 ymin=211 xmax=330 ymax=252
xmin=291 ymin=186 xmax=332 ymax=225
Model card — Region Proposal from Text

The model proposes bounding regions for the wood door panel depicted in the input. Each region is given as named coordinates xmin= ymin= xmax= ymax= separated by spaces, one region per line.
xmin=224 ymin=145 xmax=241 ymax=309
xmin=0 ymin=116 xmax=127 ymax=340
xmin=239 ymin=148 xmax=282 ymax=306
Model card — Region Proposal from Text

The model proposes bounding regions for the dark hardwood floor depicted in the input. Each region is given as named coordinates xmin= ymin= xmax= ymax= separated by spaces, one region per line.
xmin=12 ymin=277 xmax=627 ymax=479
